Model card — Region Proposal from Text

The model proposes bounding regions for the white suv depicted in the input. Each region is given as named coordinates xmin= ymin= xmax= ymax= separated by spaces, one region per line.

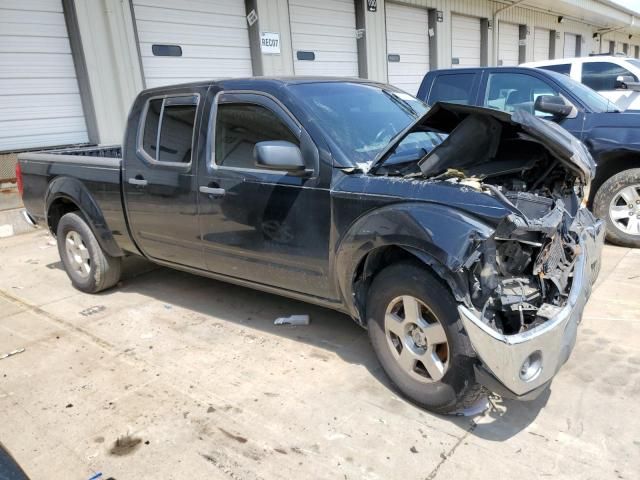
xmin=523 ymin=55 xmax=640 ymax=111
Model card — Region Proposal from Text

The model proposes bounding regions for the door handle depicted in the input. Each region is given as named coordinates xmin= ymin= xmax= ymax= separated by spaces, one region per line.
xmin=199 ymin=186 xmax=226 ymax=197
xmin=128 ymin=177 xmax=148 ymax=186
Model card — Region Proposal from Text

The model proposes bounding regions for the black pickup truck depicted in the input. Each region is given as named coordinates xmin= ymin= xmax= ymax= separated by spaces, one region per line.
xmin=418 ymin=66 xmax=640 ymax=248
xmin=17 ymin=78 xmax=603 ymax=413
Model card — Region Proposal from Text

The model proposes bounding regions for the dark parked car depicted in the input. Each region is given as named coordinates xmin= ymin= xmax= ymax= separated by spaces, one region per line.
xmin=418 ymin=66 xmax=640 ymax=248
xmin=17 ymin=78 xmax=603 ymax=413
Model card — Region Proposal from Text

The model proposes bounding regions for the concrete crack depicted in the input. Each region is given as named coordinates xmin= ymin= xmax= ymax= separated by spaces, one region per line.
xmin=425 ymin=420 xmax=477 ymax=480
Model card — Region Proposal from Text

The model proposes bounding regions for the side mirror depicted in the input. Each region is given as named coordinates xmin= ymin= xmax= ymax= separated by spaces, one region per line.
xmin=534 ymin=95 xmax=572 ymax=118
xmin=254 ymin=141 xmax=305 ymax=172
xmin=615 ymin=75 xmax=640 ymax=91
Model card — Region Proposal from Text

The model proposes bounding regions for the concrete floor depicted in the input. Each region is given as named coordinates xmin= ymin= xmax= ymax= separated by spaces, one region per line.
xmin=0 ymin=230 xmax=639 ymax=480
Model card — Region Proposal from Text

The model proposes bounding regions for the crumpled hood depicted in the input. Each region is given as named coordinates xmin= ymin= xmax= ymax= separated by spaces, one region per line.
xmin=372 ymin=102 xmax=596 ymax=183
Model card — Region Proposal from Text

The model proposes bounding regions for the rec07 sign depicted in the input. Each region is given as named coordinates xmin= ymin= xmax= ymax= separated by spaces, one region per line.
xmin=260 ymin=32 xmax=281 ymax=54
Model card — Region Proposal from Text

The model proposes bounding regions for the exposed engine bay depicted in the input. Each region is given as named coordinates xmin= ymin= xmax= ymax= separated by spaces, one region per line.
xmin=372 ymin=104 xmax=596 ymax=336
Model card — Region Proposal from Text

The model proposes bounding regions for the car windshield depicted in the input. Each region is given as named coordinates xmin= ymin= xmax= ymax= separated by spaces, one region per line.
xmin=290 ymin=82 xmax=429 ymax=169
xmin=546 ymin=70 xmax=620 ymax=112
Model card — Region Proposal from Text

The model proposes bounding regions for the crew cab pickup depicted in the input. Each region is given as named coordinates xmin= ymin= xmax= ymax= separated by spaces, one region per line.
xmin=418 ymin=67 xmax=640 ymax=248
xmin=18 ymin=78 xmax=604 ymax=413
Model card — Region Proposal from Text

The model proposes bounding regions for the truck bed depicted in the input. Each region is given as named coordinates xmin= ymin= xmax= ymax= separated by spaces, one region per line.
xmin=18 ymin=144 xmax=137 ymax=255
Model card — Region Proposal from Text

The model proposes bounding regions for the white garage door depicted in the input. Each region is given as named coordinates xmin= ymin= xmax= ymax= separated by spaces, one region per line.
xmin=498 ymin=22 xmax=519 ymax=66
xmin=0 ymin=0 xmax=88 ymax=151
xmin=534 ymin=28 xmax=550 ymax=61
xmin=132 ymin=0 xmax=253 ymax=88
xmin=385 ymin=3 xmax=429 ymax=94
xmin=289 ymin=0 xmax=359 ymax=76
xmin=563 ymin=33 xmax=577 ymax=58
xmin=451 ymin=14 xmax=481 ymax=68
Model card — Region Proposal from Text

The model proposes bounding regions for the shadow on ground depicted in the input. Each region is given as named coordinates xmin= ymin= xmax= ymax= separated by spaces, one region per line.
xmin=47 ymin=255 xmax=549 ymax=440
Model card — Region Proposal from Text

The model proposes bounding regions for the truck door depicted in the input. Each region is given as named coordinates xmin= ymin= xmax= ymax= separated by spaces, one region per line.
xmin=123 ymin=91 xmax=203 ymax=267
xmin=197 ymin=90 xmax=332 ymax=299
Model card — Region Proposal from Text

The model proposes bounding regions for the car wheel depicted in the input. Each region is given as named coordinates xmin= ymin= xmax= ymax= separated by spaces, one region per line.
xmin=593 ymin=168 xmax=640 ymax=248
xmin=366 ymin=261 xmax=484 ymax=414
xmin=56 ymin=211 xmax=122 ymax=293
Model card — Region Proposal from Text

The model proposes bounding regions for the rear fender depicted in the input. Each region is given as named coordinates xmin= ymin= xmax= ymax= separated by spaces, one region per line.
xmin=45 ymin=176 xmax=124 ymax=257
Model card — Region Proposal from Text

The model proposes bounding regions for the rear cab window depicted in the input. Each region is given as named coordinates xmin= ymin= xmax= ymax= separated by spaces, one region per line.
xmin=427 ymin=73 xmax=477 ymax=106
xmin=539 ymin=63 xmax=571 ymax=76
xmin=139 ymin=94 xmax=199 ymax=165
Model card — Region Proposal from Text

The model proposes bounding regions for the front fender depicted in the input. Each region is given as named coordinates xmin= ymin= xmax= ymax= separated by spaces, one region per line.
xmin=335 ymin=202 xmax=496 ymax=319
xmin=45 ymin=176 xmax=124 ymax=258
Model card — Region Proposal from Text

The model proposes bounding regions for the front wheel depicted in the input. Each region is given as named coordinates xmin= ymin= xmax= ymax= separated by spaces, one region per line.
xmin=593 ymin=168 xmax=640 ymax=248
xmin=56 ymin=212 xmax=122 ymax=293
xmin=366 ymin=262 xmax=484 ymax=414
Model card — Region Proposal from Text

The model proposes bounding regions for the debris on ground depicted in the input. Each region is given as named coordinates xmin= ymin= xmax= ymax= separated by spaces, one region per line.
xmin=0 ymin=348 xmax=25 ymax=360
xmin=274 ymin=315 xmax=310 ymax=326
xmin=109 ymin=434 xmax=143 ymax=456
xmin=87 ymin=472 xmax=102 ymax=480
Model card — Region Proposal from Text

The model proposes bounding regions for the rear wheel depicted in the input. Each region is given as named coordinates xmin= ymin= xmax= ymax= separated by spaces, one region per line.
xmin=366 ymin=262 xmax=484 ymax=414
xmin=593 ymin=169 xmax=640 ymax=248
xmin=56 ymin=212 xmax=121 ymax=293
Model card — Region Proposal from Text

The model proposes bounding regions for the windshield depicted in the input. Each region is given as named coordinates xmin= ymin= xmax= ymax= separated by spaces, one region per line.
xmin=546 ymin=70 xmax=620 ymax=112
xmin=289 ymin=82 xmax=428 ymax=169
xmin=626 ymin=58 xmax=640 ymax=70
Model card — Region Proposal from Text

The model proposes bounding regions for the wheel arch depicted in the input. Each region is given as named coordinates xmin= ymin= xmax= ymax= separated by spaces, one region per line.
xmin=335 ymin=203 xmax=495 ymax=326
xmin=45 ymin=177 xmax=124 ymax=258
xmin=589 ymin=149 xmax=640 ymax=205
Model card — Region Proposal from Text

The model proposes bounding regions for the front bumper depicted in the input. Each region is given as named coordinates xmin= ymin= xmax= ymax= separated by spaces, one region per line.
xmin=458 ymin=210 xmax=605 ymax=399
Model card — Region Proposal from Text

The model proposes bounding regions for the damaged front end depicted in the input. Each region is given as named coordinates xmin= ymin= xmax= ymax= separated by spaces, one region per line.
xmin=374 ymin=103 xmax=605 ymax=398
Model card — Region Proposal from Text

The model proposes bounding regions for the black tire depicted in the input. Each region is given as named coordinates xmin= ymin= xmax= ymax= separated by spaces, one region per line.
xmin=56 ymin=212 xmax=122 ymax=293
xmin=593 ymin=168 xmax=640 ymax=248
xmin=366 ymin=262 xmax=483 ymax=414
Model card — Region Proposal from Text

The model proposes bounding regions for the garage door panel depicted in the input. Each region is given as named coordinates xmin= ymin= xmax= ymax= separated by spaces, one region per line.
xmin=290 ymin=0 xmax=358 ymax=77
xmin=137 ymin=30 xmax=250 ymax=48
xmin=0 ymin=0 xmax=88 ymax=151
xmin=0 ymin=132 xmax=89 ymax=152
xmin=0 ymin=77 xmax=80 ymax=96
xmin=0 ymin=22 xmax=68 ymax=37
xmin=452 ymin=14 xmax=481 ymax=68
xmin=386 ymin=3 xmax=429 ymax=94
xmin=534 ymin=28 xmax=550 ymax=61
xmin=133 ymin=0 xmax=252 ymax=86
xmin=0 ymin=9 xmax=65 ymax=25
xmin=0 ymin=36 xmax=72 ymax=55
xmin=499 ymin=22 xmax=519 ymax=66
xmin=139 ymin=44 xmax=251 ymax=60
xmin=134 ymin=0 xmax=244 ymax=16
xmin=134 ymin=5 xmax=248 ymax=29
xmin=290 ymin=0 xmax=354 ymax=14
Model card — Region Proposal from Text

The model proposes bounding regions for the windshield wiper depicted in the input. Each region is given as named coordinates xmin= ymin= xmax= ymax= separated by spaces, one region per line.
xmin=382 ymin=90 xmax=418 ymax=118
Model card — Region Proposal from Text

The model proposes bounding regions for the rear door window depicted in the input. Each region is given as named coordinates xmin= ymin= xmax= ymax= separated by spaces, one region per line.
xmin=139 ymin=95 xmax=198 ymax=164
xmin=581 ymin=61 xmax=637 ymax=90
xmin=428 ymin=74 xmax=476 ymax=105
